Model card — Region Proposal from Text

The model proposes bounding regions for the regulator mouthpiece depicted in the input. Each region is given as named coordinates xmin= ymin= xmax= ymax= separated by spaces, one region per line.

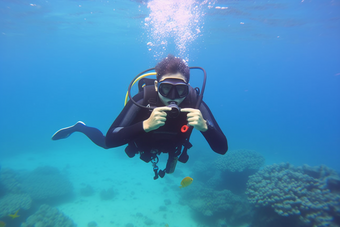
xmin=167 ymin=102 xmax=180 ymax=118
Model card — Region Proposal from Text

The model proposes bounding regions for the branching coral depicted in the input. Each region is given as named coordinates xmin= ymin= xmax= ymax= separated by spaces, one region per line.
xmin=246 ymin=163 xmax=340 ymax=227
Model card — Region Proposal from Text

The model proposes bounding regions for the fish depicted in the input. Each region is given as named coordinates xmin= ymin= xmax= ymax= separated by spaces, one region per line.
xmin=0 ymin=221 xmax=6 ymax=227
xmin=8 ymin=209 xmax=20 ymax=219
xmin=179 ymin=176 xmax=193 ymax=188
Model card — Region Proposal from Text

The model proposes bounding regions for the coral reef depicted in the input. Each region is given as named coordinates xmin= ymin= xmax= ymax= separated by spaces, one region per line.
xmin=21 ymin=166 xmax=73 ymax=200
xmin=21 ymin=204 xmax=76 ymax=227
xmin=0 ymin=168 xmax=23 ymax=194
xmin=0 ymin=193 xmax=32 ymax=218
xmin=0 ymin=166 xmax=73 ymax=220
xmin=180 ymin=182 xmax=252 ymax=226
xmin=178 ymin=150 xmax=266 ymax=226
xmin=246 ymin=163 xmax=340 ymax=227
xmin=213 ymin=149 xmax=265 ymax=173
xmin=192 ymin=149 xmax=265 ymax=194
xmin=0 ymin=168 xmax=33 ymax=218
xmin=1 ymin=166 xmax=73 ymax=202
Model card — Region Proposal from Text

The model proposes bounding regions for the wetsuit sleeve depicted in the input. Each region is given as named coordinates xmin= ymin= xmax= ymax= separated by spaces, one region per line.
xmin=199 ymin=101 xmax=228 ymax=154
xmin=105 ymin=92 xmax=147 ymax=148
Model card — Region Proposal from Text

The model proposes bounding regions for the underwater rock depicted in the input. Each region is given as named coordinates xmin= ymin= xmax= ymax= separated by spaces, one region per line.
xmin=100 ymin=187 xmax=115 ymax=200
xmin=144 ymin=217 xmax=154 ymax=225
xmin=164 ymin=199 xmax=171 ymax=205
xmin=87 ymin=221 xmax=97 ymax=227
xmin=246 ymin=163 xmax=340 ymax=227
xmin=80 ymin=185 xmax=95 ymax=197
xmin=135 ymin=212 xmax=143 ymax=217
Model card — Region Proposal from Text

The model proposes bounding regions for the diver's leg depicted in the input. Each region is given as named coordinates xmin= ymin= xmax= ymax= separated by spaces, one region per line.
xmin=80 ymin=125 xmax=108 ymax=149
xmin=51 ymin=121 xmax=108 ymax=149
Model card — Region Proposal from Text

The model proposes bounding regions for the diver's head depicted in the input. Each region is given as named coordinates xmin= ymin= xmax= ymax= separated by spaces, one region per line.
xmin=154 ymin=54 xmax=190 ymax=106
xmin=155 ymin=54 xmax=190 ymax=82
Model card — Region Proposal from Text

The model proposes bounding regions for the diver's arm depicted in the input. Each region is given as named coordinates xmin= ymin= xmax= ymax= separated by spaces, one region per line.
xmin=105 ymin=93 xmax=147 ymax=148
xmin=199 ymin=101 xmax=228 ymax=154
xmin=181 ymin=108 xmax=208 ymax=132
xmin=143 ymin=106 xmax=171 ymax=132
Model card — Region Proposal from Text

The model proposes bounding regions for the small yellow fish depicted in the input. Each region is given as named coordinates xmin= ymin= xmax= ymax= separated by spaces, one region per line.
xmin=0 ymin=221 xmax=6 ymax=227
xmin=179 ymin=176 xmax=193 ymax=188
xmin=8 ymin=210 xmax=20 ymax=219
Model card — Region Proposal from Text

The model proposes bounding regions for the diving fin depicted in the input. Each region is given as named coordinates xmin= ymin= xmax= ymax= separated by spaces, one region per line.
xmin=51 ymin=121 xmax=86 ymax=140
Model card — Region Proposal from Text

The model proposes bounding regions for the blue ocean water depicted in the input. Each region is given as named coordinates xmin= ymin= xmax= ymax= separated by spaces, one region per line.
xmin=0 ymin=0 xmax=339 ymax=226
xmin=1 ymin=0 xmax=339 ymax=168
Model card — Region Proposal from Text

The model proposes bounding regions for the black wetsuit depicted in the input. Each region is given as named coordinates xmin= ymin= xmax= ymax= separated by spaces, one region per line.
xmin=52 ymin=84 xmax=227 ymax=175
xmin=105 ymin=88 xmax=228 ymax=163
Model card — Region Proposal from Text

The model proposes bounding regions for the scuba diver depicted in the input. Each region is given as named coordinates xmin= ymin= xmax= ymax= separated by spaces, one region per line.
xmin=52 ymin=54 xmax=228 ymax=179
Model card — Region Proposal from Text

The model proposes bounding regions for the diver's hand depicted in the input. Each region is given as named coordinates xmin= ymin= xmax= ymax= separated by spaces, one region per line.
xmin=181 ymin=108 xmax=208 ymax=132
xmin=143 ymin=106 xmax=172 ymax=132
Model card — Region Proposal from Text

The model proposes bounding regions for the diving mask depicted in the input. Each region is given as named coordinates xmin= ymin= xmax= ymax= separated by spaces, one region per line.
xmin=158 ymin=78 xmax=189 ymax=99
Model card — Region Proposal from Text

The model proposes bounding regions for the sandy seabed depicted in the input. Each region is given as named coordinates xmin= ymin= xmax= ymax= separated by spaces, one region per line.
xmin=2 ymin=144 xmax=198 ymax=227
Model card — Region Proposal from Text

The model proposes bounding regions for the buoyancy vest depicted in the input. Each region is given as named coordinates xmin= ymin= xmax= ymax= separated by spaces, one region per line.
xmin=126 ymin=78 xmax=199 ymax=163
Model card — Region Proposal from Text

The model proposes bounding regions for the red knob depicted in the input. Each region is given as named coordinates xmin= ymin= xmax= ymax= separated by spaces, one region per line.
xmin=181 ymin=125 xmax=189 ymax=133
